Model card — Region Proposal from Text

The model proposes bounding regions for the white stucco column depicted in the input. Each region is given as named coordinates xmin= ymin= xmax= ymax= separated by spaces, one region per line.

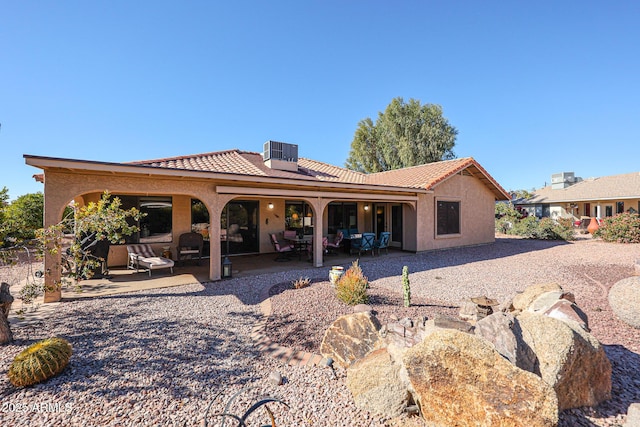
xmin=307 ymin=198 xmax=330 ymax=268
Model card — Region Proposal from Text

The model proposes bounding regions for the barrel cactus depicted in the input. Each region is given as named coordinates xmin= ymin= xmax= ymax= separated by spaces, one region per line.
xmin=8 ymin=337 xmax=73 ymax=387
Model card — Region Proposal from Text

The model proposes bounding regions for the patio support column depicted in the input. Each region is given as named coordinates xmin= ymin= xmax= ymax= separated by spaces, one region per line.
xmin=42 ymin=174 xmax=74 ymax=303
xmin=201 ymin=193 xmax=235 ymax=281
xmin=308 ymin=198 xmax=330 ymax=268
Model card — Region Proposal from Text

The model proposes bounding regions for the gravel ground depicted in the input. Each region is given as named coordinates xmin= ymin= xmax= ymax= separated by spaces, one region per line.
xmin=1 ymin=236 xmax=639 ymax=426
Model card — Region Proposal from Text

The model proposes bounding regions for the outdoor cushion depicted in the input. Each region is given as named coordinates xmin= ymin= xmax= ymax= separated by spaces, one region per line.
xmin=127 ymin=244 xmax=174 ymax=276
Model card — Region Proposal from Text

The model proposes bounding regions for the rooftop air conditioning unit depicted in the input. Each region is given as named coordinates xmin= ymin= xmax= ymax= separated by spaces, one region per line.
xmin=551 ymin=172 xmax=576 ymax=189
xmin=263 ymin=140 xmax=298 ymax=172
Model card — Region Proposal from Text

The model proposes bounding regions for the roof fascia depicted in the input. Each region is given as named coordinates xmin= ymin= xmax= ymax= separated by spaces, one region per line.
xmin=24 ymin=154 xmax=429 ymax=195
xmin=430 ymin=160 xmax=510 ymax=200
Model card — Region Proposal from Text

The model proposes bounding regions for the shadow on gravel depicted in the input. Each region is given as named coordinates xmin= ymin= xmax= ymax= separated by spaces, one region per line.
xmin=0 ymin=293 xmax=263 ymax=403
xmin=558 ymin=344 xmax=640 ymax=426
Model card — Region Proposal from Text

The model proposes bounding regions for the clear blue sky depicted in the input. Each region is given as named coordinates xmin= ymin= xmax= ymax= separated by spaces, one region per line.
xmin=2 ymin=1 xmax=639 ymax=200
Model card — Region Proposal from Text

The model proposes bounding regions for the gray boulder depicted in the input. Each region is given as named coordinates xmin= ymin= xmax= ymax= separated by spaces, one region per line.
xmin=474 ymin=312 xmax=537 ymax=372
xmin=609 ymin=276 xmax=640 ymax=329
xmin=346 ymin=347 xmax=411 ymax=418
xmin=511 ymin=283 xmax=563 ymax=313
xmin=518 ymin=312 xmax=611 ymax=410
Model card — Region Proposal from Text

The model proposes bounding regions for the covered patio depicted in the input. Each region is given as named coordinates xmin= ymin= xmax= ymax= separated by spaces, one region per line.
xmin=25 ymin=144 xmax=508 ymax=304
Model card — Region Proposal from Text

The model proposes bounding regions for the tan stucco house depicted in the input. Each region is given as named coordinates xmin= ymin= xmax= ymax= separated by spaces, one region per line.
xmin=25 ymin=141 xmax=509 ymax=302
xmin=515 ymin=171 xmax=640 ymax=220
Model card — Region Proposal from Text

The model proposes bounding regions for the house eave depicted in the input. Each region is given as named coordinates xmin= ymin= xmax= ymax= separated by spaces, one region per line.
xmin=24 ymin=154 xmax=430 ymax=195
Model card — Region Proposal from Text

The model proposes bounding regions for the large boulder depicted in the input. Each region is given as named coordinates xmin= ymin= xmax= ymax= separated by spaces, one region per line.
xmin=511 ymin=283 xmax=563 ymax=313
xmin=609 ymin=276 xmax=640 ymax=329
xmin=474 ymin=312 xmax=537 ymax=373
xmin=403 ymin=329 xmax=558 ymax=427
xmin=320 ymin=311 xmax=381 ymax=368
xmin=346 ymin=348 xmax=411 ymax=418
xmin=517 ymin=312 xmax=611 ymax=410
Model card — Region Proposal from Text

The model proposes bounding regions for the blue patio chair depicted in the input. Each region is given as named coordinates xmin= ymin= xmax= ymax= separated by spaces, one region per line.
xmin=375 ymin=231 xmax=391 ymax=255
xmin=358 ymin=233 xmax=376 ymax=256
xmin=349 ymin=233 xmax=363 ymax=255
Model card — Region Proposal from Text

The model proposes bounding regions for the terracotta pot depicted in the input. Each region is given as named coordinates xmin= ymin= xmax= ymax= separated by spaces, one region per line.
xmin=587 ymin=217 xmax=600 ymax=235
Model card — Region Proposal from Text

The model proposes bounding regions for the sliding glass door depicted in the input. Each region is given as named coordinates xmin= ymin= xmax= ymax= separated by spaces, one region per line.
xmin=221 ymin=201 xmax=259 ymax=255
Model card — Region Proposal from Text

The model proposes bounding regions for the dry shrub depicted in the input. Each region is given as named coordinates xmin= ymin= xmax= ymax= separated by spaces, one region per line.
xmin=336 ymin=260 xmax=369 ymax=305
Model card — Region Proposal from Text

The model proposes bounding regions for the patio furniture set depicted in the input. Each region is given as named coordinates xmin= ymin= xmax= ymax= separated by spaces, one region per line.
xmin=269 ymin=229 xmax=390 ymax=262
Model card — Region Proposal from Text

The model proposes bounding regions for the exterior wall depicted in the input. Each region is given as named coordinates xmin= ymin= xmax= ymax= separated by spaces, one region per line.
xmin=38 ymin=166 xmax=501 ymax=296
xmin=416 ymin=173 xmax=496 ymax=251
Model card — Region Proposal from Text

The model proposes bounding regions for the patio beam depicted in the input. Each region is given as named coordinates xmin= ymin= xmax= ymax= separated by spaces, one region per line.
xmin=215 ymin=186 xmax=422 ymax=202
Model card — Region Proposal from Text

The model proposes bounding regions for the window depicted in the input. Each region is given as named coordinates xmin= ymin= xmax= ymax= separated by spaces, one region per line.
xmin=327 ymin=202 xmax=357 ymax=234
xmin=116 ymin=195 xmax=172 ymax=243
xmin=285 ymin=201 xmax=314 ymax=235
xmin=605 ymin=206 xmax=613 ymax=217
xmin=616 ymin=201 xmax=625 ymax=214
xmin=437 ymin=201 xmax=460 ymax=235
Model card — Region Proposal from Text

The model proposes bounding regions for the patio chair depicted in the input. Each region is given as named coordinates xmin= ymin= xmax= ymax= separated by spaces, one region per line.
xmin=348 ymin=233 xmax=363 ymax=255
xmin=357 ymin=233 xmax=376 ymax=257
xmin=307 ymin=236 xmax=329 ymax=261
xmin=178 ymin=232 xmax=204 ymax=266
xmin=126 ymin=244 xmax=174 ymax=277
xmin=374 ymin=231 xmax=391 ymax=255
xmin=270 ymin=233 xmax=294 ymax=261
xmin=326 ymin=230 xmax=344 ymax=254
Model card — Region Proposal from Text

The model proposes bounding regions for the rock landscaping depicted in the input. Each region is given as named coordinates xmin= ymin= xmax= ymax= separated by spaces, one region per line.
xmin=1 ymin=237 xmax=639 ymax=426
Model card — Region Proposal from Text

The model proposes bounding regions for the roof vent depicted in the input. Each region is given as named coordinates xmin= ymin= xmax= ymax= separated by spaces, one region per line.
xmin=263 ymin=140 xmax=298 ymax=172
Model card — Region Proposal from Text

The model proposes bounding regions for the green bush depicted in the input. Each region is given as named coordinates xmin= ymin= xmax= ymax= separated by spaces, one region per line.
xmin=336 ymin=260 xmax=369 ymax=305
xmin=495 ymin=203 xmax=574 ymax=241
xmin=8 ymin=337 xmax=73 ymax=387
xmin=594 ymin=213 xmax=640 ymax=243
xmin=535 ymin=217 xmax=575 ymax=240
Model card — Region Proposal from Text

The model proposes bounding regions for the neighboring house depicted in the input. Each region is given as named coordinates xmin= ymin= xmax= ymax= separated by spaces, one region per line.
xmin=25 ymin=141 xmax=509 ymax=300
xmin=515 ymin=171 xmax=640 ymax=220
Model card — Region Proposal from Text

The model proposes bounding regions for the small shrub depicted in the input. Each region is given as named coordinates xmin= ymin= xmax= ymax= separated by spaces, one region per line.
xmin=291 ymin=276 xmax=311 ymax=289
xmin=594 ymin=213 xmax=640 ymax=243
xmin=402 ymin=266 xmax=411 ymax=307
xmin=510 ymin=216 xmax=539 ymax=238
xmin=336 ymin=260 xmax=369 ymax=306
xmin=8 ymin=337 xmax=72 ymax=387
xmin=534 ymin=217 xmax=575 ymax=240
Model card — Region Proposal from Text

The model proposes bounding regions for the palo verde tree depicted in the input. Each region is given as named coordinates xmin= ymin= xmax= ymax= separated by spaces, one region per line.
xmin=345 ymin=97 xmax=458 ymax=173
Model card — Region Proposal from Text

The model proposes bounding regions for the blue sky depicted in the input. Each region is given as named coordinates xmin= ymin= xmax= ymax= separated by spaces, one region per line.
xmin=2 ymin=1 xmax=639 ymax=200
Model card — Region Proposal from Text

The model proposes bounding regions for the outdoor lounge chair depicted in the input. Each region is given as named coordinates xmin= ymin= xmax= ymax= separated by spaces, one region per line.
xmin=270 ymin=233 xmax=295 ymax=261
xmin=374 ymin=231 xmax=391 ymax=255
xmin=178 ymin=232 xmax=204 ymax=265
xmin=127 ymin=244 xmax=174 ymax=277
xmin=326 ymin=230 xmax=344 ymax=254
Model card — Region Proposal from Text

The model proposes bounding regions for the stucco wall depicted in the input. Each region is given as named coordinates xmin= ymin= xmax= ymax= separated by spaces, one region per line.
xmin=416 ymin=173 xmax=496 ymax=251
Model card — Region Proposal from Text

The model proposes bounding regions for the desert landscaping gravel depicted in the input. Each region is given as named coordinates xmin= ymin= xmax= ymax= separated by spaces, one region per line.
xmin=1 ymin=236 xmax=639 ymax=426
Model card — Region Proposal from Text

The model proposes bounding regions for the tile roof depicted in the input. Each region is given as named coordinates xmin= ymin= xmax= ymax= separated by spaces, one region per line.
xmin=525 ymin=171 xmax=640 ymax=203
xmin=128 ymin=150 xmax=368 ymax=184
xmin=127 ymin=149 xmax=508 ymax=198
xmin=365 ymin=157 xmax=474 ymax=189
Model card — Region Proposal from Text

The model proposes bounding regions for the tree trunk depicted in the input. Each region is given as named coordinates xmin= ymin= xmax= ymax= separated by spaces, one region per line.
xmin=0 ymin=282 xmax=14 ymax=345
